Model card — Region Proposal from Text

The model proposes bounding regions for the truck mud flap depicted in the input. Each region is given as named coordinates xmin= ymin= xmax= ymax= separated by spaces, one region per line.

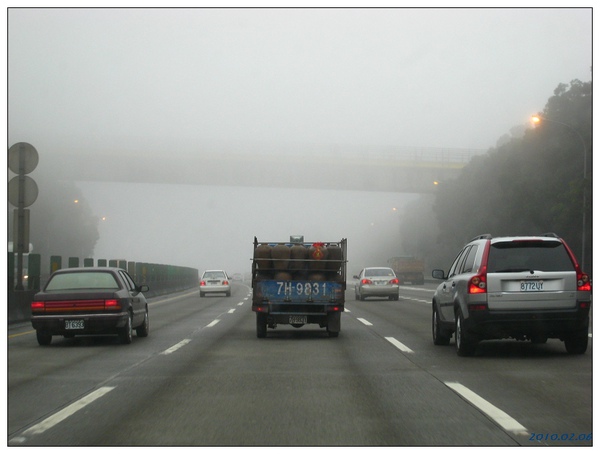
xmin=327 ymin=312 xmax=341 ymax=333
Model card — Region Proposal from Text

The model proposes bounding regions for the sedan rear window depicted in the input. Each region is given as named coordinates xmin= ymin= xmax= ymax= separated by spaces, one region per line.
xmin=487 ymin=241 xmax=574 ymax=273
xmin=365 ymin=268 xmax=395 ymax=277
xmin=203 ymin=271 xmax=226 ymax=279
xmin=45 ymin=272 xmax=120 ymax=290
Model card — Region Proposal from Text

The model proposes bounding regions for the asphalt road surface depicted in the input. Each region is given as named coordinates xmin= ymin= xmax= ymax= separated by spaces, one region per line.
xmin=7 ymin=282 xmax=593 ymax=446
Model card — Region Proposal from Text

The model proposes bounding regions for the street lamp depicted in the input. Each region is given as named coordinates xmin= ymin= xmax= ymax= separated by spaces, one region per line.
xmin=531 ymin=114 xmax=589 ymax=270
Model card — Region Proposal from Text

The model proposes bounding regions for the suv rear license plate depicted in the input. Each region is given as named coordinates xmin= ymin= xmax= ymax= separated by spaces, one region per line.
xmin=65 ymin=320 xmax=84 ymax=330
xmin=289 ymin=316 xmax=307 ymax=324
xmin=521 ymin=281 xmax=544 ymax=291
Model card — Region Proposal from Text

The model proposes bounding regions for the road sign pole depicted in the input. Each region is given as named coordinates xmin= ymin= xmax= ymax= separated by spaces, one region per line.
xmin=15 ymin=147 xmax=27 ymax=289
xmin=8 ymin=142 xmax=39 ymax=290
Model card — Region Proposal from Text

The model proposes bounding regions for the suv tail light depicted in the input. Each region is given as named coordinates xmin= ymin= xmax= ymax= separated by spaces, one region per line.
xmin=468 ymin=275 xmax=487 ymax=294
xmin=577 ymin=272 xmax=591 ymax=292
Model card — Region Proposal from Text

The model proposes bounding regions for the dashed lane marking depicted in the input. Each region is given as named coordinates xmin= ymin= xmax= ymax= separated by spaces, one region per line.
xmin=11 ymin=386 xmax=115 ymax=442
xmin=445 ymin=382 xmax=528 ymax=435
xmin=385 ymin=336 xmax=414 ymax=353
xmin=161 ymin=339 xmax=191 ymax=355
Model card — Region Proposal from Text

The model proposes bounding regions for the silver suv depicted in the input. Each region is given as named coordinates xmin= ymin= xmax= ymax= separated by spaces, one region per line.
xmin=431 ymin=233 xmax=591 ymax=356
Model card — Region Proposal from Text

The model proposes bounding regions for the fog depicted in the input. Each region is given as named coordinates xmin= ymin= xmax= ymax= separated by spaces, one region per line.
xmin=7 ymin=6 xmax=592 ymax=274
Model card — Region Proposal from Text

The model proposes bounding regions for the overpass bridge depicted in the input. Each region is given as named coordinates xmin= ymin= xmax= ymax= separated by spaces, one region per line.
xmin=49 ymin=144 xmax=487 ymax=194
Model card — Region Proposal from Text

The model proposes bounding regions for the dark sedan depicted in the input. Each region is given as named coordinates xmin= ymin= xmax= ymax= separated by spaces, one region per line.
xmin=31 ymin=267 xmax=150 ymax=345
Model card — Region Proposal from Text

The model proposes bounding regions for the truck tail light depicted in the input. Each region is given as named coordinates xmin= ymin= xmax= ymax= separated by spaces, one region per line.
xmin=468 ymin=275 xmax=487 ymax=294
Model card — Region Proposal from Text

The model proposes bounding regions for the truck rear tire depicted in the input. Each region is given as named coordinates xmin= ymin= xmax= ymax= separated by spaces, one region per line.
xmin=256 ymin=313 xmax=267 ymax=338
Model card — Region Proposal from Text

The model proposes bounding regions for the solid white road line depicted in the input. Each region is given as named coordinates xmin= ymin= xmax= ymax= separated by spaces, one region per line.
xmin=445 ymin=382 xmax=528 ymax=435
xmin=20 ymin=386 xmax=115 ymax=437
xmin=385 ymin=336 xmax=414 ymax=353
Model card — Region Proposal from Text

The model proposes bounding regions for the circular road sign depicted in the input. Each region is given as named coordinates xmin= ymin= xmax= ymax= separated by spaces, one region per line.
xmin=8 ymin=176 xmax=39 ymax=207
xmin=8 ymin=142 xmax=39 ymax=174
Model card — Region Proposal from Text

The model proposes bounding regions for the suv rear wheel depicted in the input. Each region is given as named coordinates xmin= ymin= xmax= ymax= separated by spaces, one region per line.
xmin=455 ymin=310 xmax=477 ymax=356
xmin=564 ymin=330 xmax=589 ymax=354
xmin=432 ymin=304 xmax=451 ymax=345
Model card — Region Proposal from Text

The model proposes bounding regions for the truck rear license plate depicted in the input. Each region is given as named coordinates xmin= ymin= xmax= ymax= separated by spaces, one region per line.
xmin=65 ymin=320 xmax=84 ymax=330
xmin=289 ymin=316 xmax=307 ymax=324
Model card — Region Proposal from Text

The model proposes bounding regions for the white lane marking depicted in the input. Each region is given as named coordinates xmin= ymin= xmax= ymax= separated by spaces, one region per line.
xmin=19 ymin=386 xmax=115 ymax=437
xmin=206 ymin=319 xmax=220 ymax=328
xmin=357 ymin=318 xmax=372 ymax=326
xmin=237 ymin=302 xmax=244 ymax=306
xmin=228 ymin=308 xmax=236 ymax=314
xmin=161 ymin=339 xmax=191 ymax=355
xmin=445 ymin=382 xmax=528 ymax=435
xmin=385 ymin=336 xmax=414 ymax=353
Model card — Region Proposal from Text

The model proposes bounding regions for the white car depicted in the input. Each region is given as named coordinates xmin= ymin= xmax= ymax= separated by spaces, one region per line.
xmin=200 ymin=270 xmax=231 ymax=297
xmin=354 ymin=267 xmax=400 ymax=301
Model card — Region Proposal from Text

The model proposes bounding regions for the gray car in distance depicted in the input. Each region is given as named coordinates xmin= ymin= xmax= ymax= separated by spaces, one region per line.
xmin=354 ymin=267 xmax=400 ymax=301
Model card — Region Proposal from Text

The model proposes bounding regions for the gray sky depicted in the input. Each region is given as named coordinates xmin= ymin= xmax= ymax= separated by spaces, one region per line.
xmin=6 ymin=6 xmax=593 ymax=273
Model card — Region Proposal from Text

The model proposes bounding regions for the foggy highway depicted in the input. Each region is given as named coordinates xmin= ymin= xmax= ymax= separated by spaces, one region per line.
xmin=8 ymin=282 xmax=592 ymax=446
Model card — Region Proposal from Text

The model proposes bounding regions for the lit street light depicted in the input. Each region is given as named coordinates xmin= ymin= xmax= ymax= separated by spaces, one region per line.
xmin=531 ymin=114 xmax=589 ymax=270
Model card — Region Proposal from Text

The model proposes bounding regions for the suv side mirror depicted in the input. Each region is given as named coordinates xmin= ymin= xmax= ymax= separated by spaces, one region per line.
xmin=432 ymin=269 xmax=446 ymax=280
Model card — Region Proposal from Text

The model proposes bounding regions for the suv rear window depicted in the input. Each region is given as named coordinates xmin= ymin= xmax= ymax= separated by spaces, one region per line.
xmin=487 ymin=241 xmax=574 ymax=273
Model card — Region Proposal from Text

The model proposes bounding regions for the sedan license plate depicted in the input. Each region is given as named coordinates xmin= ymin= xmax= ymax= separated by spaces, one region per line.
xmin=289 ymin=315 xmax=307 ymax=324
xmin=520 ymin=281 xmax=543 ymax=292
xmin=65 ymin=319 xmax=84 ymax=330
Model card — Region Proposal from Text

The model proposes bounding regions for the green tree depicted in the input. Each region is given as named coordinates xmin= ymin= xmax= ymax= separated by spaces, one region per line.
xmin=399 ymin=79 xmax=592 ymax=274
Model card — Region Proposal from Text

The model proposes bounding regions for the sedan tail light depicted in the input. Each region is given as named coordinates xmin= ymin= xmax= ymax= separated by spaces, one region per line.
xmin=200 ymin=281 xmax=206 ymax=286
xmin=361 ymin=278 xmax=373 ymax=285
xmin=31 ymin=301 xmax=45 ymax=312
xmin=223 ymin=280 xmax=229 ymax=285
xmin=104 ymin=299 xmax=121 ymax=309
xmin=389 ymin=278 xmax=399 ymax=285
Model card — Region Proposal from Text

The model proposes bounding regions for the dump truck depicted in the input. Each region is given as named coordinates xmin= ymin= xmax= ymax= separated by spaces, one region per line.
xmin=251 ymin=236 xmax=347 ymax=338
xmin=388 ymin=256 xmax=425 ymax=285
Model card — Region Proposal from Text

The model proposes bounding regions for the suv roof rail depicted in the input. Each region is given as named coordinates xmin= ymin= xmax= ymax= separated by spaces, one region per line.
xmin=469 ymin=233 xmax=493 ymax=242
xmin=541 ymin=232 xmax=559 ymax=238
